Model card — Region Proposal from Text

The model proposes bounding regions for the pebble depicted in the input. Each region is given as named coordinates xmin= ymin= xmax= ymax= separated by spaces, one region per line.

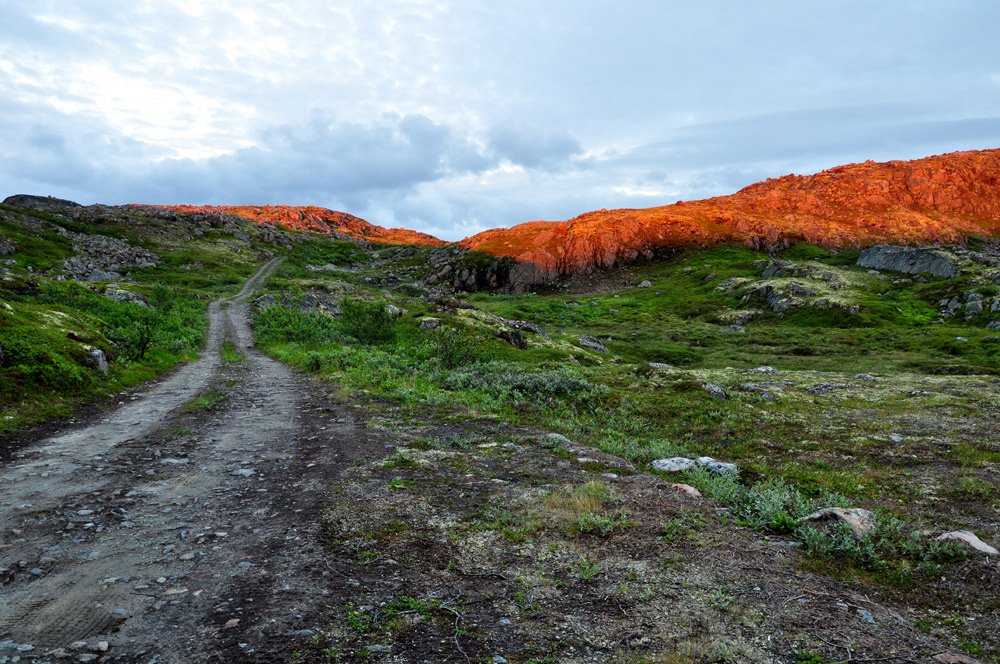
xmin=156 ymin=577 xmax=167 ymax=584
xmin=857 ymin=609 xmax=875 ymax=624
xmin=367 ymin=645 xmax=391 ymax=653
xmin=494 ymin=657 xmax=509 ymax=664
xmin=232 ymin=469 xmax=255 ymax=477
xmin=29 ymin=568 xmax=43 ymax=576
xmin=238 ymin=561 xmax=254 ymax=568
xmin=499 ymin=618 xmax=512 ymax=626
xmin=179 ymin=553 xmax=196 ymax=561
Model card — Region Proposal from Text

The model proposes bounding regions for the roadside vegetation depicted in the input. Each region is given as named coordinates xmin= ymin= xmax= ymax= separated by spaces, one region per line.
xmin=0 ymin=203 xmax=266 ymax=437
xmin=252 ymin=236 xmax=1000 ymax=660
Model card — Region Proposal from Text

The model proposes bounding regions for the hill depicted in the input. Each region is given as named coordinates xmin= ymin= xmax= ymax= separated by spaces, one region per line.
xmin=460 ymin=148 xmax=1000 ymax=281
xmin=138 ymin=204 xmax=446 ymax=246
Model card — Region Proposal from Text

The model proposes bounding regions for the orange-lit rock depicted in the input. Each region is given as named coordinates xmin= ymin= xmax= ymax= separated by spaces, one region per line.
xmin=460 ymin=149 xmax=1000 ymax=277
xmin=142 ymin=204 xmax=445 ymax=246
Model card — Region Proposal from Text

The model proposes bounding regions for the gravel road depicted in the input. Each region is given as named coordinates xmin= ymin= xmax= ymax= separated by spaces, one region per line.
xmin=0 ymin=259 xmax=365 ymax=663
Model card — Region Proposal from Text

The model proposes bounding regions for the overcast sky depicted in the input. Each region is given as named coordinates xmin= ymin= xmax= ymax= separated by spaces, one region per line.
xmin=2 ymin=1 xmax=999 ymax=240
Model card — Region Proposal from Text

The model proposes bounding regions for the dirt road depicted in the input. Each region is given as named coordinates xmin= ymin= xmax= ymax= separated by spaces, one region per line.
xmin=0 ymin=259 xmax=367 ymax=663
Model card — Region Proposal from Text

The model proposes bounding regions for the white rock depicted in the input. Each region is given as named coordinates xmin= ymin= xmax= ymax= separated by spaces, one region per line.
xmin=800 ymin=507 xmax=875 ymax=538
xmin=935 ymin=530 xmax=999 ymax=555
xmin=651 ymin=457 xmax=695 ymax=473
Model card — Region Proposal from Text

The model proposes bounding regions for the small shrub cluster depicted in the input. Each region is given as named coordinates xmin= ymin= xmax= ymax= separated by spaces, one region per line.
xmin=443 ymin=362 xmax=607 ymax=406
xmin=686 ymin=467 xmax=969 ymax=578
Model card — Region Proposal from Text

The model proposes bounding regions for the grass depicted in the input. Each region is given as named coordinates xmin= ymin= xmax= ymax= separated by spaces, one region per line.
xmin=250 ymin=239 xmax=1000 ymax=597
xmin=0 ymin=203 xmax=267 ymax=438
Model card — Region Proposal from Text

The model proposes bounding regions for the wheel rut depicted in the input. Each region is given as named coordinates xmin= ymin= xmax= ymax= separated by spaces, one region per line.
xmin=0 ymin=258 xmax=370 ymax=663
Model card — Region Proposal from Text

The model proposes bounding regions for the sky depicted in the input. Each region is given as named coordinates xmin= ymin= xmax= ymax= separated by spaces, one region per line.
xmin=2 ymin=1 xmax=999 ymax=241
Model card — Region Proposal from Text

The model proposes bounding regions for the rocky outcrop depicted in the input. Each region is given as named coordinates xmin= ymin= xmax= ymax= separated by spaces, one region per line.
xmin=856 ymin=245 xmax=957 ymax=277
xmin=459 ymin=149 xmax=1000 ymax=287
xmin=141 ymin=204 xmax=444 ymax=247
xmin=61 ymin=232 xmax=159 ymax=281
xmin=3 ymin=194 xmax=82 ymax=210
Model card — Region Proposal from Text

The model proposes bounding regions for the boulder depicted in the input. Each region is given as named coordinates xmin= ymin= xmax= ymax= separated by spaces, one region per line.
xmin=799 ymin=507 xmax=875 ymax=538
xmin=806 ymin=383 xmax=861 ymax=395
xmin=87 ymin=349 xmax=108 ymax=373
xmin=700 ymin=383 xmax=727 ymax=400
xmin=935 ymin=530 xmax=999 ymax=555
xmin=578 ymin=335 xmax=608 ymax=354
xmin=497 ymin=329 xmax=527 ymax=349
xmin=507 ymin=320 xmax=548 ymax=337
xmin=695 ymin=456 xmax=738 ymax=476
xmin=647 ymin=362 xmax=676 ymax=370
xmin=856 ymin=245 xmax=956 ymax=278
xmin=0 ymin=241 xmax=15 ymax=256
xmin=637 ymin=280 xmax=652 ymax=288
xmin=419 ymin=317 xmax=440 ymax=330
xmin=542 ymin=433 xmax=572 ymax=448
xmin=987 ymin=321 xmax=1000 ymax=330
xmin=651 ymin=457 xmax=696 ymax=473
xmin=719 ymin=325 xmax=746 ymax=334
xmin=104 ymin=289 xmax=150 ymax=308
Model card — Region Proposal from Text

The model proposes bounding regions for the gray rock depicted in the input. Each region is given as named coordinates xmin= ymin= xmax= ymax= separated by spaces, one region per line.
xmin=647 ymin=362 xmax=676 ymax=370
xmin=3 ymin=194 xmax=80 ymax=209
xmin=366 ymin=645 xmax=391 ymax=653
xmin=104 ymin=289 xmax=150 ymax=308
xmin=231 ymin=469 xmax=255 ymax=477
xmin=806 ymin=383 xmax=861 ymax=395
xmin=857 ymin=609 xmax=875 ymax=624
xmin=419 ymin=317 xmax=440 ymax=330
xmin=965 ymin=300 xmax=983 ymax=317
xmin=856 ymin=245 xmax=956 ymax=278
xmin=849 ymin=373 xmax=876 ymax=382
xmin=651 ymin=457 xmax=696 ymax=473
xmin=87 ymin=349 xmax=108 ymax=373
xmin=695 ymin=456 xmax=739 ymax=476
xmin=747 ymin=365 xmax=780 ymax=375
xmin=507 ymin=319 xmax=548 ymax=337
xmin=637 ymin=280 xmax=652 ymax=288
xmin=578 ymin=335 xmax=608 ymax=354
xmin=700 ymin=383 xmax=727 ymax=400
xmin=542 ymin=433 xmax=572 ymax=448
xmin=719 ymin=325 xmax=746 ymax=334
xmin=987 ymin=321 xmax=1000 ymax=330
xmin=497 ymin=329 xmax=527 ymax=349
xmin=0 ymin=242 xmax=15 ymax=256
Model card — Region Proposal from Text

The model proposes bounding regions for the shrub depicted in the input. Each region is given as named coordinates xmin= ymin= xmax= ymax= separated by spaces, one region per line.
xmin=338 ymin=298 xmax=397 ymax=345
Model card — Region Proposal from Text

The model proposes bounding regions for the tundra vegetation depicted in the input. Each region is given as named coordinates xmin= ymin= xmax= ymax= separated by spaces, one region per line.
xmin=2 ymin=200 xmax=998 ymax=661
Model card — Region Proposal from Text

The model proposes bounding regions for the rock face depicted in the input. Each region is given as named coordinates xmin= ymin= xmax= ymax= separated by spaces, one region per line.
xmin=3 ymin=194 xmax=82 ymax=210
xmin=142 ymin=205 xmax=445 ymax=247
xmin=61 ymin=232 xmax=159 ymax=281
xmin=458 ymin=149 xmax=1000 ymax=287
xmin=856 ymin=245 xmax=957 ymax=277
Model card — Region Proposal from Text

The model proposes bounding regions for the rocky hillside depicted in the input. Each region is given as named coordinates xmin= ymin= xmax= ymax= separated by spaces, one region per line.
xmin=138 ymin=204 xmax=445 ymax=246
xmin=460 ymin=148 xmax=1000 ymax=282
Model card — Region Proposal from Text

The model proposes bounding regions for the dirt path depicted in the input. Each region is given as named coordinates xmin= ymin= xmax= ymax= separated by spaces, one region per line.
xmin=0 ymin=259 xmax=371 ymax=663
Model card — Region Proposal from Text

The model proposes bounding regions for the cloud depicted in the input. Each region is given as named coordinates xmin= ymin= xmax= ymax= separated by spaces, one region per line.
xmin=488 ymin=125 xmax=583 ymax=169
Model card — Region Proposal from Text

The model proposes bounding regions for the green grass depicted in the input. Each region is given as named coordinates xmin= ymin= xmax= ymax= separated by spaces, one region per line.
xmin=249 ymin=240 xmax=1000 ymax=591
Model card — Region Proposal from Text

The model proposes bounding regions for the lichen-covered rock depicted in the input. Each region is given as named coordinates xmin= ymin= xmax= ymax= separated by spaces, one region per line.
xmin=419 ymin=317 xmax=440 ymax=330
xmin=578 ymin=335 xmax=608 ymax=354
xmin=104 ymin=289 xmax=150 ymax=308
xmin=856 ymin=245 xmax=957 ymax=278
xmin=800 ymin=507 xmax=875 ymax=538
xmin=700 ymin=383 xmax=727 ymax=400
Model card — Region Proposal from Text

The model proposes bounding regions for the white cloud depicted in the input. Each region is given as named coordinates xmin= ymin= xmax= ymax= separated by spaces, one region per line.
xmin=1 ymin=1 xmax=999 ymax=240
